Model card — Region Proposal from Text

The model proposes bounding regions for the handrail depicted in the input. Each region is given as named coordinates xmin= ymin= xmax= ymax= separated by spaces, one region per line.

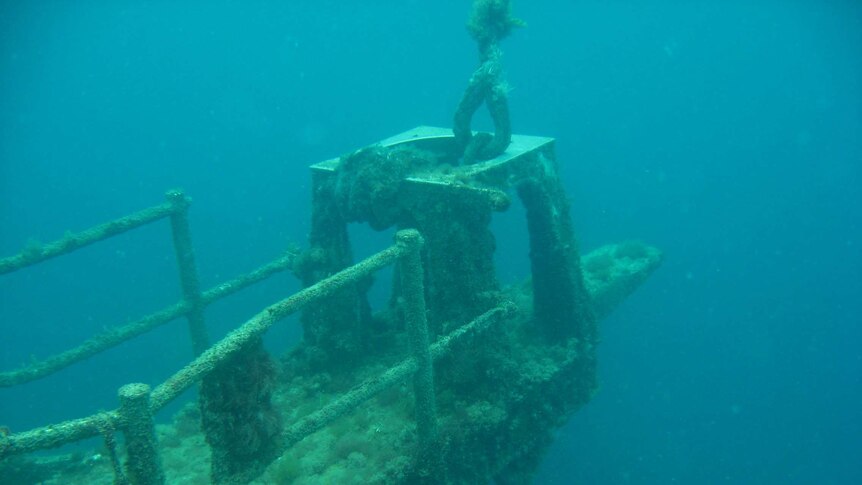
xmin=150 ymin=241 xmax=406 ymax=412
xmin=0 ymin=208 xmax=514 ymax=484
xmin=0 ymin=253 xmax=294 ymax=387
xmin=0 ymin=306 xmax=514 ymax=466
xmin=0 ymin=201 xmax=177 ymax=275
xmin=0 ymin=231 xmax=442 ymax=461
xmin=0 ymin=411 xmax=122 ymax=459
xmin=281 ymin=302 xmax=515 ymax=450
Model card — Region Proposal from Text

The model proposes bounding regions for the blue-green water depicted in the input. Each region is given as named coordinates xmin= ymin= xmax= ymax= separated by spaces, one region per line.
xmin=1 ymin=1 xmax=859 ymax=483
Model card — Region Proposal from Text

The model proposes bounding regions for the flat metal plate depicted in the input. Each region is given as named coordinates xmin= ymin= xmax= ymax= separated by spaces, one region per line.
xmin=310 ymin=126 xmax=554 ymax=180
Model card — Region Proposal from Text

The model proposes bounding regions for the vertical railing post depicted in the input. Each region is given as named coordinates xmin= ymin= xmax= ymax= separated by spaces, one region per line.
xmin=166 ymin=190 xmax=209 ymax=356
xmin=396 ymin=229 xmax=441 ymax=477
xmin=118 ymin=383 xmax=164 ymax=485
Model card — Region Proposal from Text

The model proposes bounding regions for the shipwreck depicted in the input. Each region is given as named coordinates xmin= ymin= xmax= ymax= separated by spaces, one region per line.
xmin=0 ymin=2 xmax=662 ymax=483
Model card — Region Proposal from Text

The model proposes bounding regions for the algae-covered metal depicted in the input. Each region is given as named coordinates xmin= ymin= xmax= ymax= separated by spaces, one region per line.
xmin=0 ymin=127 xmax=661 ymax=484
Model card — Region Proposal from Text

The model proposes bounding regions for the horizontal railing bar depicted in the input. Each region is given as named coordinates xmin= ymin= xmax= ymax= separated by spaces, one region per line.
xmin=0 ymin=253 xmax=295 ymax=388
xmin=0 ymin=301 xmax=515 ymax=460
xmin=0 ymin=243 xmax=389 ymax=458
xmin=201 ymin=253 xmax=294 ymax=305
xmin=149 ymin=243 xmax=407 ymax=412
xmin=0 ymin=302 xmax=190 ymax=388
xmin=0 ymin=234 xmax=660 ymax=461
xmin=0 ymin=411 xmax=121 ymax=460
xmin=281 ymin=302 xmax=516 ymax=450
xmin=0 ymin=202 xmax=177 ymax=275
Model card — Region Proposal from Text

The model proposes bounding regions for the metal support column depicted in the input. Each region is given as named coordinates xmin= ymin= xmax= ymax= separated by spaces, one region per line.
xmin=396 ymin=229 xmax=441 ymax=479
xmin=166 ymin=190 xmax=209 ymax=356
xmin=118 ymin=383 xmax=164 ymax=485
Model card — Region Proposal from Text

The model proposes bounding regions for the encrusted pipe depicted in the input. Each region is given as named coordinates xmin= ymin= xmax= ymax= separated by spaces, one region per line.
xmin=396 ymin=230 xmax=439 ymax=457
xmin=0 ymin=202 xmax=175 ymax=275
xmin=149 ymin=242 xmax=406 ymax=412
xmin=281 ymin=303 xmax=515 ymax=450
xmin=118 ymin=383 xmax=164 ymax=485
xmin=98 ymin=418 xmax=128 ymax=485
xmin=166 ymin=190 xmax=209 ymax=356
xmin=0 ymin=411 xmax=121 ymax=460
xmin=0 ymin=253 xmax=293 ymax=388
xmin=0 ymin=303 xmax=516 ymax=462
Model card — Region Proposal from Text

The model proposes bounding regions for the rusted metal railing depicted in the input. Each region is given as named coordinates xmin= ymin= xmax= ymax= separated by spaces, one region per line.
xmin=1 ymin=222 xmax=514 ymax=485
xmin=0 ymin=191 xmax=294 ymax=387
xmin=0 ymin=202 xmax=175 ymax=275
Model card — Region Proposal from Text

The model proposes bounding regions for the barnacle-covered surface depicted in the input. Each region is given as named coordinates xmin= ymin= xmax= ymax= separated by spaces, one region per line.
xmin=0 ymin=240 xmax=661 ymax=484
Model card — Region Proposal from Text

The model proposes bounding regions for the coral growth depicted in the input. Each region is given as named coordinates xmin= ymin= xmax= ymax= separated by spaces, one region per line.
xmin=334 ymin=146 xmax=437 ymax=231
xmin=467 ymin=0 xmax=525 ymax=49
xmin=200 ymin=339 xmax=282 ymax=484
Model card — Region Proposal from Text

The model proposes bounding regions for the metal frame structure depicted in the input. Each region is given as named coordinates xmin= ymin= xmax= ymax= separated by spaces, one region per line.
xmin=0 ymin=127 xmax=663 ymax=484
xmin=0 ymin=193 xmax=512 ymax=484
